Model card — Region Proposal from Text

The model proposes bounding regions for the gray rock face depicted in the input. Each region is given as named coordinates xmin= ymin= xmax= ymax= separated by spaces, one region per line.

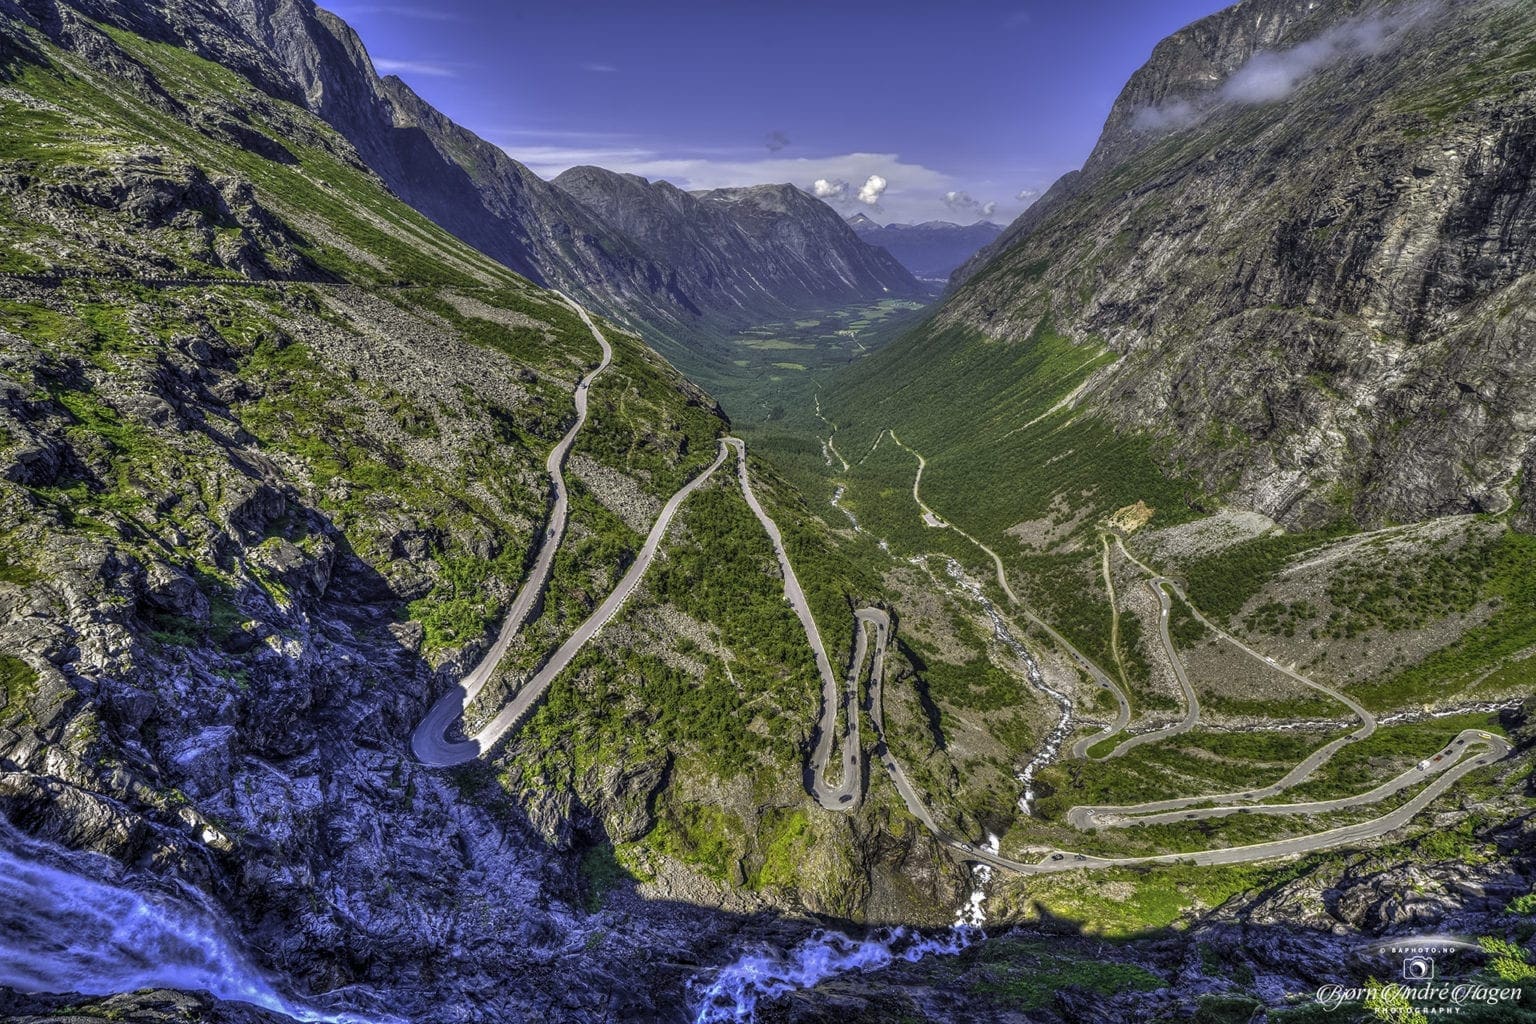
xmin=552 ymin=168 xmax=922 ymax=326
xmin=0 ymin=988 xmax=294 ymax=1024
xmin=28 ymin=0 xmax=919 ymax=348
xmin=0 ymin=6 xmax=957 ymax=1019
xmin=920 ymin=0 xmax=1536 ymax=528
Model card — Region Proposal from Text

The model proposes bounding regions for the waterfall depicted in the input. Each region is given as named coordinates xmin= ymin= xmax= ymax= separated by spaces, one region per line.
xmin=688 ymin=926 xmax=979 ymax=1023
xmin=0 ymin=825 xmax=398 ymax=1024
xmin=955 ymin=833 xmax=999 ymax=928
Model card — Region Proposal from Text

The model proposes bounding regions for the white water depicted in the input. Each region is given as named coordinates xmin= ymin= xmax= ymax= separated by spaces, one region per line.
xmin=940 ymin=558 xmax=1074 ymax=815
xmin=0 ymin=827 xmax=397 ymax=1024
xmin=829 ymin=485 xmax=889 ymax=552
xmin=955 ymin=833 xmax=999 ymax=928
xmin=826 ymin=474 xmax=1073 ymax=816
xmin=688 ymin=926 xmax=980 ymax=1023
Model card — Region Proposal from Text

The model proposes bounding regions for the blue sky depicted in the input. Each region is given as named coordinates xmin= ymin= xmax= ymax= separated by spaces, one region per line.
xmin=325 ymin=1 xmax=1229 ymax=224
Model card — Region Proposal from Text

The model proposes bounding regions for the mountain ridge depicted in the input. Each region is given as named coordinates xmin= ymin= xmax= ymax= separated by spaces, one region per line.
xmin=552 ymin=165 xmax=920 ymax=328
xmin=846 ymin=214 xmax=1003 ymax=280
xmin=19 ymin=0 xmax=921 ymax=343
xmin=849 ymin=0 xmax=1536 ymax=530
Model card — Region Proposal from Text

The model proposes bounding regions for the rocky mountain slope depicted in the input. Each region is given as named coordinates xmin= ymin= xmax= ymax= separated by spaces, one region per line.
xmin=846 ymin=214 xmax=1002 ymax=281
xmin=855 ymin=0 xmax=1536 ymax=531
xmin=554 ymin=168 xmax=922 ymax=326
xmin=0 ymin=2 xmax=963 ymax=1020
xmin=4 ymin=0 xmax=1533 ymax=1021
xmin=20 ymin=0 xmax=920 ymax=353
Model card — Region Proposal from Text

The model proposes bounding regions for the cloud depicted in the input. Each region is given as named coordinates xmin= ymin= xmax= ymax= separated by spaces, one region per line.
xmin=372 ymin=58 xmax=460 ymax=78
xmin=1219 ymin=12 xmax=1413 ymax=104
xmin=942 ymin=190 xmax=998 ymax=218
xmin=812 ymin=178 xmax=849 ymax=200
xmin=1128 ymin=4 xmax=1437 ymax=133
xmin=1015 ymin=187 xmax=1039 ymax=203
xmin=1130 ymin=98 xmax=1198 ymax=132
xmin=857 ymin=174 xmax=888 ymax=206
xmin=496 ymin=142 xmax=1018 ymax=222
xmin=581 ymin=62 xmax=619 ymax=73
xmin=765 ymin=130 xmax=790 ymax=153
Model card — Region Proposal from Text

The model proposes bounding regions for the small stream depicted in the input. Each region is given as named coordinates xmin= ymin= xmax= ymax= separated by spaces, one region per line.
xmin=826 ymin=483 xmax=1075 ymax=816
xmin=688 ymin=474 xmax=1092 ymax=1022
xmin=830 ymin=485 xmax=889 ymax=552
xmin=939 ymin=558 xmax=1074 ymax=815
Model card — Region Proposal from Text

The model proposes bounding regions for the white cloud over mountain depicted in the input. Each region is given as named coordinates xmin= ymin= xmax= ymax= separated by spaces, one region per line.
xmin=502 ymin=139 xmax=1045 ymax=224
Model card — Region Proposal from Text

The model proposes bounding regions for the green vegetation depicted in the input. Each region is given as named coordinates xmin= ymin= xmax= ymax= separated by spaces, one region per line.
xmin=749 ymin=808 xmax=814 ymax=889
xmin=967 ymin=936 xmax=1162 ymax=1009
xmin=503 ymin=477 xmax=819 ymax=820
xmin=1005 ymin=858 xmax=1311 ymax=937
xmin=1352 ymin=530 xmax=1536 ymax=708
xmin=1364 ymin=979 xmax=1427 ymax=1024
xmin=634 ymin=802 xmax=742 ymax=884
xmin=407 ymin=550 xmax=526 ymax=655
xmin=1480 ymin=937 xmax=1536 ymax=984
xmin=827 ymin=320 xmax=1200 ymax=548
xmin=1182 ymin=528 xmax=1342 ymax=621
xmin=1193 ymin=995 xmax=1264 ymax=1024
xmin=907 ymin=642 xmax=1026 ymax=713
xmin=1036 ymin=728 xmax=1332 ymax=819
xmin=656 ymin=298 xmax=926 ymax=428
xmin=1169 ymin=593 xmax=1210 ymax=647
xmin=1320 ymin=534 xmax=1490 ymax=638
xmin=1244 ymin=599 xmax=1319 ymax=638
xmin=577 ymin=842 xmax=629 ymax=911
xmin=0 ymin=655 xmax=38 ymax=718
xmin=1280 ymin=713 xmax=1502 ymax=802
xmin=0 ymin=537 xmax=40 ymax=586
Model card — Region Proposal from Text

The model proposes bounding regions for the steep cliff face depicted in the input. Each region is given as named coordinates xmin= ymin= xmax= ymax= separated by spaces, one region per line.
xmin=0 ymin=3 xmax=967 ymax=1020
xmin=861 ymin=0 xmax=1536 ymax=529
xmin=15 ymin=0 xmax=915 ymax=343
xmin=553 ymin=167 xmax=923 ymax=324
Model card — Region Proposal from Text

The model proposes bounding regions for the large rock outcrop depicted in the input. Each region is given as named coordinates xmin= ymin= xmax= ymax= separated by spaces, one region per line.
xmin=917 ymin=0 xmax=1536 ymax=528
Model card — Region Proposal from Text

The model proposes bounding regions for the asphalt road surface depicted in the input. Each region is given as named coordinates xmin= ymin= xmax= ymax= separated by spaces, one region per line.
xmin=728 ymin=437 xmax=864 ymax=811
xmin=411 ymin=292 xmax=612 ymax=766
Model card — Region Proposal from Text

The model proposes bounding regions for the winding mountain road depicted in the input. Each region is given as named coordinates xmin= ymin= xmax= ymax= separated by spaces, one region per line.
xmin=729 ymin=438 xmax=864 ymax=811
xmin=414 ymin=440 xmax=730 ymax=766
xmin=413 ymin=295 xmax=1508 ymax=878
xmin=1077 ymin=729 xmax=1499 ymax=829
xmin=862 ymin=427 xmax=1508 ymax=873
xmin=414 ymin=408 xmax=873 ymax=809
xmin=1086 ymin=578 xmax=1202 ymax=758
xmin=860 ymin=604 xmax=1509 ymax=873
xmin=880 ymin=432 xmax=1134 ymax=757
xmin=411 ymin=292 xmax=612 ymax=767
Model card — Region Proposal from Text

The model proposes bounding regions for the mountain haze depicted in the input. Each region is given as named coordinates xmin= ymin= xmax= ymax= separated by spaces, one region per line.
xmin=846 ymin=214 xmax=1003 ymax=281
